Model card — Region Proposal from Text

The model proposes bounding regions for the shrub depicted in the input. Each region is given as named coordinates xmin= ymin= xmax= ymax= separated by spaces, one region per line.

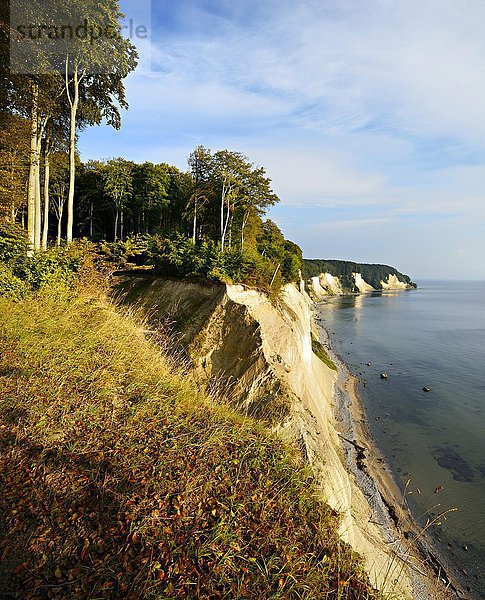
xmin=0 ymin=222 xmax=28 ymax=267
xmin=0 ymin=263 xmax=27 ymax=300
xmin=98 ymin=235 xmax=151 ymax=268
xmin=0 ymin=225 xmax=103 ymax=298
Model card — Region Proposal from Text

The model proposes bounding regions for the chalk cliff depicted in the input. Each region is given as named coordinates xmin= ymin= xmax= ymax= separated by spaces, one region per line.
xmin=113 ymin=275 xmax=442 ymax=599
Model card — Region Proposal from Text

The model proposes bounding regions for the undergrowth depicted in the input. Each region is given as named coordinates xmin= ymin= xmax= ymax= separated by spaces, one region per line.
xmin=0 ymin=290 xmax=375 ymax=598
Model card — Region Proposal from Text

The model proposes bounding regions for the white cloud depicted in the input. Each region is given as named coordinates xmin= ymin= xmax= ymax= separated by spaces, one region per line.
xmin=241 ymin=148 xmax=387 ymax=206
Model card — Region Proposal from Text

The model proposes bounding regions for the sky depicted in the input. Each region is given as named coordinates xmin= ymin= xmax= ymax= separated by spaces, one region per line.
xmin=78 ymin=0 xmax=485 ymax=279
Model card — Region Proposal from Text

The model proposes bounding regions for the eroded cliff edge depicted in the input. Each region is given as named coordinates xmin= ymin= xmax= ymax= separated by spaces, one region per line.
xmin=113 ymin=275 xmax=443 ymax=599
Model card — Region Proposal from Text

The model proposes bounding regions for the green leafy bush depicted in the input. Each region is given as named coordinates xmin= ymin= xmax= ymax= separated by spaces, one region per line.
xmin=98 ymin=235 xmax=151 ymax=267
xmin=0 ymin=264 xmax=27 ymax=300
xmin=0 ymin=224 xmax=101 ymax=299
xmin=146 ymin=230 xmax=302 ymax=293
xmin=0 ymin=222 xmax=28 ymax=267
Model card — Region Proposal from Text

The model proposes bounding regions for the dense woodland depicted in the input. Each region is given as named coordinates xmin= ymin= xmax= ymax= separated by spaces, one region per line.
xmin=0 ymin=0 xmax=302 ymax=294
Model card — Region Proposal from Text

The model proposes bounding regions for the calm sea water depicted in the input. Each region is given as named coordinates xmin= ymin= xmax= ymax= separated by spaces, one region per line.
xmin=316 ymin=281 xmax=485 ymax=598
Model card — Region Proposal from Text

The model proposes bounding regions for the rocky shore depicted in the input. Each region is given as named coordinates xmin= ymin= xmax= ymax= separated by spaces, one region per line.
xmin=314 ymin=315 xmax=461 ymax=600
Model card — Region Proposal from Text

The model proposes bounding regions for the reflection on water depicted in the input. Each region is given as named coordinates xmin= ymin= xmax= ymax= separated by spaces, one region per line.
xmin=317 ymin=282 xmax=485 ymax=598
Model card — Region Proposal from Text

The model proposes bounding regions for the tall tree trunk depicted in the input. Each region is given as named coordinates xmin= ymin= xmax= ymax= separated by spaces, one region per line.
xmin=241 ymin=210 xmax=249 ymax=249
xmin=192 ymin=197 xmax=197 ymax=243
xmin=57 ymin=207 xmax=63 ymax=246
xmin=220 ymin=184 xmax=225 ymax=249
xmin=34 ymin=149 xmax=41 ymax=249
xmin=33 ymin=116 xmax=49 ymax=251
xmin=114 ymin=208 xmax=119 ymax=242
xmin=120 ymin=209 xmax=124 ymax=241
xmin=89 ymin=201 xmax=93 ymax=237
xmin=270 ymin=263 xmax=281 ymax=288
xmin=42 ymin=140 xmax=50 ymax=250
xmin=27 ymin=81 xmax=39 ymax=255
xmin=221 ymin=196 xmax=231 ymax=252
xmin=228 ymin=212 xmax=234 ymax=248
xmin=66 ymin=64 xmax=80 ymax=244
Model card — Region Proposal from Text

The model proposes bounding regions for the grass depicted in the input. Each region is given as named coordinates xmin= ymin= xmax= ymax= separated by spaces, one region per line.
xmin=311 ymin=334 xmax=338 ymax=372
xmin=0 ymin=289 xmax=375 ymax=599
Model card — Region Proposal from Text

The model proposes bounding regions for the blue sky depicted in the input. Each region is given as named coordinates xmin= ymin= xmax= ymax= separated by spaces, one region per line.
xmin=79 ymin=0 xmax=485 ymax=279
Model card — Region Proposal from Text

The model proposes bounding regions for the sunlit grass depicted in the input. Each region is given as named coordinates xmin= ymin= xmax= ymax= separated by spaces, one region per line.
xmin=0 ymin=291 xmax=375 ymax=598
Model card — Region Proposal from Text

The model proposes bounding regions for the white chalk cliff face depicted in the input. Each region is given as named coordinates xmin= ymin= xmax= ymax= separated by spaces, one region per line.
xmin=309 ymin=272 xmax=412 ymax=298
xmin=353 ymin=272 xmax=375 ymax=293
xmin=310 ymin=276 xmax=327 ymax=297
xmin=381 ymin=274 xmax=409 ymax=289
xmin=321 ymin=272 xmax=344 ymax=294
xmin=310 ymin=273 xmax=344 ymax=298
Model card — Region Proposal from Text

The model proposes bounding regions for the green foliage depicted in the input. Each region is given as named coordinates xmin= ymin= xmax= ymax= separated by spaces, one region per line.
xmin=98 ymin=235 xmax=151 ymax=268
xmin=20 ymin=245 xmax=86 ymax=291
xmin=303 ymin=259 xmax=416 ymax=291
xmin=0 ymin=224 xmax=100 ymax=298
xmin=0 ymin=264 xmax=27 ymax=300
xmin=144 ymin=231 xmax=302 ymax=292
xmin=0 ymin=221 xmax=28 ymax=266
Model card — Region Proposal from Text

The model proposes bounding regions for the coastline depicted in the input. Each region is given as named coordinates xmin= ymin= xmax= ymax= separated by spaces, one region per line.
xmin=314 ymin=311 xmax=461 ymax=600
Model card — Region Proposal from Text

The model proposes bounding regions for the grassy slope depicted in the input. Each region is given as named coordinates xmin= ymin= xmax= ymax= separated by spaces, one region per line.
xmin=0 ymin=291 xmax=375 ymax=599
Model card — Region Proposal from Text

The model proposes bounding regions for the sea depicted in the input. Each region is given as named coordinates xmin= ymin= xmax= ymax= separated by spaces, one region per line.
xmin=315 ymin=280 xmax=485 ymax=599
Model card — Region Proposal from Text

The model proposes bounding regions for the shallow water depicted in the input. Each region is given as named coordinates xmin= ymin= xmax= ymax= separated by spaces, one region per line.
xmin=316 ymin=281 xmax=485 ymax=598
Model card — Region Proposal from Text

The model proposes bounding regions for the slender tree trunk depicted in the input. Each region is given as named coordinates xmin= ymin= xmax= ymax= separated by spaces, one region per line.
xmin=41 ymin=143 xmax=50 ymax=250
xmin=192 ymin=198 xmax=197 ymax=243
xmin=57 ymin=207 xmax=63 ymax=246
xmin=34 ymin=117 xmax=48 ymax=250
xmin=220 ymin=184 xmax=225 ymax=249
xmin=228 ymin=212 xmax=234 ymax=248
xmin=27 ymin=81 xmax=39 ymax=255
xmin=270 ymin=263 xmax=281 ymax=287
xmin=120 ymin=209 xmax=124 ymax=241
xmin=34 ymin=147 xmax=42 ymax=249
xmin=66 ymin=64 xmax=80 ymax=244
xmin=221 ymin=196 xmax=231 ymax=252
xmin=241 ymin=210 xmax=249 ymax=249
xmin=114 ymin=207 xmax=119 ymax=242
xmin=89 ymin=201 xmax=93 ymax=237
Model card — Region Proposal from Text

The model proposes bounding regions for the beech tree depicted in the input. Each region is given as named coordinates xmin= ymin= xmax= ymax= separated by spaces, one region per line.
xmin=59 ymin=0 xmax=138 ymax=243
xmin=1 ymin=0 xmax=137 ymax=250
xmin=132 ymin=163 xmax=169 ymax=234
xmin=187 ymin=146 xmax=212 ymax=243
xmin=49 ymin=152 xmax=70 ymax=246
